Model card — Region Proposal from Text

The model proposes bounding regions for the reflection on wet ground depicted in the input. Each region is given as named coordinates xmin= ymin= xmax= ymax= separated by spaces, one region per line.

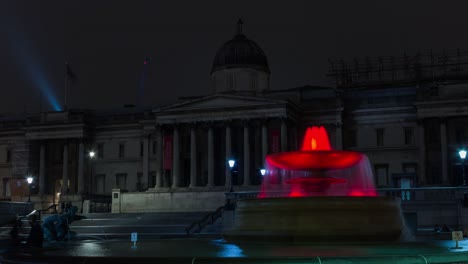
xmin=2 ymin=237 xmax=468 ymax=258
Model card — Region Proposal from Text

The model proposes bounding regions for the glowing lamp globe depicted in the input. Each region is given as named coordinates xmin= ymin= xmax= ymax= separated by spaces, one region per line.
xmin=228 ymin=159 xmax=235 ymax=168
xmin=459 ymin=150 xmax=467 ymax=160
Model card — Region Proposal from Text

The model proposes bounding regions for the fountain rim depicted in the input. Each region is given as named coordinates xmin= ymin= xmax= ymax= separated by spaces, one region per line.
xmin=240 ymin=196 xmax=394 ymax=201
xmin=266 ymin=150 xmax=364 ymax=170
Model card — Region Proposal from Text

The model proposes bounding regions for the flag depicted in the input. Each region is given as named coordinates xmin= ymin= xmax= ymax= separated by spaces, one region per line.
xmin=66 ymin=62 xmax=77 ymax=83
xmin=163 ymin=135 xmax=173 ymax=170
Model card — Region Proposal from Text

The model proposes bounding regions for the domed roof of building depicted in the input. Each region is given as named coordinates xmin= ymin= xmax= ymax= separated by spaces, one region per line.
xmin=211 ymin=20 xmax=270 ymax=74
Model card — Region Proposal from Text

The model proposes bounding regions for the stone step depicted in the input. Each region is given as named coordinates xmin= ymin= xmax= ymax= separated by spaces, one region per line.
xmin=70 ymin=218 xmax=199 ymax=226
xmin=40 ymin=211 xmax=209 ymax=220
xmin=1 ymin=211 xmax=224 ymax=239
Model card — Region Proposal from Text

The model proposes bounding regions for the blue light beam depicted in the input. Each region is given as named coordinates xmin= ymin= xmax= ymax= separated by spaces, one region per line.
xmin=4 ymin=21 xmax=62 ymax=111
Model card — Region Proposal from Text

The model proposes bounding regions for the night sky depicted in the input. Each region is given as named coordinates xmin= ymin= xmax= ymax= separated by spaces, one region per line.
xmin=1 ymin=0 xmax=468 ymax=113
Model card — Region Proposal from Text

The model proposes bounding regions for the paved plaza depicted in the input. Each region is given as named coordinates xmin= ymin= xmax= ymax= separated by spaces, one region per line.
xmin=2 ymin=237 xmax=468 ymax=263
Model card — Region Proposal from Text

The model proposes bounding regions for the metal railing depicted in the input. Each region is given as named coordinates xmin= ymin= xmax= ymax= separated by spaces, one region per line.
xmin=377 ymin=186 xmax=468 ymax=202
xmin=36 ymin=203 xmax=58 ymax=219
xmin=224 ymin=187 xmax=468 ymax=202
xmin=186 ymin=206 xmax=224 ymax=236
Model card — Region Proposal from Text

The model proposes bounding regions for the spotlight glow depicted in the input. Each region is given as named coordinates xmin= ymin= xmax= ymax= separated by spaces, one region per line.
xmin=6 ymin=24 xmax=62 ymax=111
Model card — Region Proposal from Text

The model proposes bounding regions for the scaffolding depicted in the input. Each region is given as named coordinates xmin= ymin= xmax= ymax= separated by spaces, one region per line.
xmin=328 ymin=49 xmax=468 ymax=88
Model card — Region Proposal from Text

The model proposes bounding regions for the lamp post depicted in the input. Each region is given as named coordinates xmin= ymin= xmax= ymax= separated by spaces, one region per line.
xmin=459 ymin=150 xmax=467 ymax=186
xmin=26 ymin=176 xmax=33 ymax=202
xmin=260 ymin=169 xmax=266 ymax=186
xmin=228 ymin=159 xmax=236 ymax=192
xmin=88 ymin=151 xmax=96 ymax=194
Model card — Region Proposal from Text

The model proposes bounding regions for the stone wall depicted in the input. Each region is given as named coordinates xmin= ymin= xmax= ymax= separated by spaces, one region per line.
xmin=112 ymin=189 xmax=226 ymax=213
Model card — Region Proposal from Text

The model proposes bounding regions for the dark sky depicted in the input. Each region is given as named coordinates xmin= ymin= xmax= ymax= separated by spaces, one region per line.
xmin=1 ymin=0 xmax=468 ymax=113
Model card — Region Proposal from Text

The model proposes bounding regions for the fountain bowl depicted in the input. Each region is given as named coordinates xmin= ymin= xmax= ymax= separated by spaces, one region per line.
xmin=223 ymin=196 xmax=404 ymax=243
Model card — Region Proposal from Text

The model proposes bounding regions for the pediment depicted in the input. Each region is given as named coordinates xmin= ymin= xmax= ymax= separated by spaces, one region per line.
xmin=155 ymin=94 xmax=286 ymax=113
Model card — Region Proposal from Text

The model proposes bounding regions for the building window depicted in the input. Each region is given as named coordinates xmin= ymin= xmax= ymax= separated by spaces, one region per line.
xmin=6 ymin=149 xmax=11 ymax=163
xmin=152 ymin=141 xmax=157 ymax=155
xmin=97 ymin=143 xmax=104 ymax=159
xmin=149 ymin=171 xmax=156 ymax=188
xmin=376 ymin=128 xmax=385 ymax=146
xmin=140 ymin=142 xmax=144 ymax=157
xmin=3 ymin=178 xmax=10 ymax=196
xmin=404 ymin=127 xmax=414 ymax=145
xmin=347 ymin=130 xmax=357 ymax=148
xmin=118 ymin=143 xmax=125 ymax=158
xmin=95 ymin=174 xmax=105 ymax=193
xmin=136 ymin=172 xmax=143 ymax=191
xmin=375 ymin=164 xmax=389 ymax=187
xmin=115 ymin=173 xmax=127 ymax=189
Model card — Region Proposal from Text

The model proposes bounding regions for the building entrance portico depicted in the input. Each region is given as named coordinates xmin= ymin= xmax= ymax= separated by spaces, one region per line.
xmin=152 ymin=94 xmax=297 ymax=193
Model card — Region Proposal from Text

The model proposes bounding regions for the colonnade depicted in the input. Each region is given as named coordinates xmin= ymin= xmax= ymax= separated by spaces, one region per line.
xmin=156 ymin=119 xmax=290 ymax=189
xmin=38 ymin=141 xmax=86 ymax=196
xmin=34 ymin=120 xmax=346 ymax=195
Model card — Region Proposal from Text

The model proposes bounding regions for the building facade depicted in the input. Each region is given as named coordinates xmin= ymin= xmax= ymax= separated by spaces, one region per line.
xmin=1 ymin=22 xmax=468 ymax=226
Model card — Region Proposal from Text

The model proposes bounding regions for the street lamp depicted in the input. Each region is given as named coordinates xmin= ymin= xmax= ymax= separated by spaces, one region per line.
xmin=88 ymin=151 xmax=96 ymax=195
xmin=26 ymin=176 xmax=33 ymax=202
xmin=260 ymin=169 xmax=266 ymax=177
xmin=459 ymin=150 xmax=467 ymax=186
xmin=228 ymin=159 xmax=236 ymax=192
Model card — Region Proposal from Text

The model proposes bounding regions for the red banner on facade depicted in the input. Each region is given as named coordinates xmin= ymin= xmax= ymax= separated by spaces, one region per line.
xmin=163 ymin=135 xmax=173 ymax=170
xmin=270 ymin=129 xmax=280 ymax=153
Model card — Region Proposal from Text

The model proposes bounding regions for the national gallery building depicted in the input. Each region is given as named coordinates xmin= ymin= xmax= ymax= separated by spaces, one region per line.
xmin=1 ymin=22 xmax=468 ymax=226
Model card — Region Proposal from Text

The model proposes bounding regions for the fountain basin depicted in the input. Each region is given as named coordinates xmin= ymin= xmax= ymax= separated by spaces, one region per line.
xmin=224 ymin=196 xmax=404 ymax=243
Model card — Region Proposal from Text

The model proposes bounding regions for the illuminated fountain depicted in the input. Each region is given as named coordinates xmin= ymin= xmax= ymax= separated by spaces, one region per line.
xmin=224 ymin=126 xmax=404 ymax=243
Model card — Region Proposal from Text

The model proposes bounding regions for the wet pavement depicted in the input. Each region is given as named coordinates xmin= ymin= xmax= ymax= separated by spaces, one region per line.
xmin=2 ymin=237 xmax=468 ymax=263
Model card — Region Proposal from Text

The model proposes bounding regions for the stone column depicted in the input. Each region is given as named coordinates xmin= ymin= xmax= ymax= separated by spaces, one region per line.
xmin=418 ymin=120 xmax=426 ymax=185
xmin=225 ymin=125 xmax=232 ymax=188
xmin=39 ymin=143 xmax=45 ymax=195
xmin=207 ymin=126 xmax=214 ymax=187
xmin=281 ymin=119 xmax=288 ymax=152
xmin=262 ymin=122 xmax=268 ymax=163
xmin=143 ymin=134 xmax=149 ymax=189
xmin=77 ymin=141 xmax=84 ymax=194
xmin=440 ymin=118 xmax=448 ymax=184
xmin=172 ymin=126 xmax=180 ymax=188
xmin=243 ymin=124 xmax=251 ymax=186
xmin=190 ymin=126 xmax=197 ymax=187
xmin=155 ymin=127 xmax=163 ymax=188
xmin=336 ymin=123 xmax=343 ymax=150
xmin=280 ymin=120 xmax=288 ymax=185
xmin=61 ymin=143 xmax=68 ymax=195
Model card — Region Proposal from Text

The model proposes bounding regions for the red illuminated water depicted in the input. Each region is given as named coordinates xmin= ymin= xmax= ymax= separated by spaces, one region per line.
xmin=259 ymin=126 xmax=377 ymax=198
